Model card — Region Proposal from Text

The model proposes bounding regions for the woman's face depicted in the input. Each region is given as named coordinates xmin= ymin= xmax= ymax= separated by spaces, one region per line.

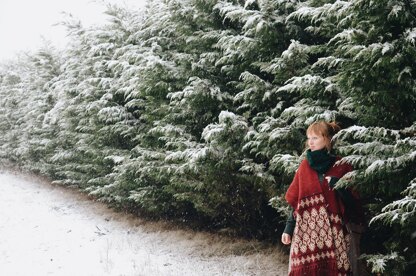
xmin=307 ymin=131 xmax=327 ymax=151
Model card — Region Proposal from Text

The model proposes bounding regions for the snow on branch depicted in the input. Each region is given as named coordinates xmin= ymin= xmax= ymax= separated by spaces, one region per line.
xmin=371 ymin=177 xmax=416 ymax=226
xmin=405 ymin=27 xmax=416 ymax=46
xmin=334 ymin=125 xmax=400 ymax=142
xmin=269 ymin=153 xmax=300 ymax=176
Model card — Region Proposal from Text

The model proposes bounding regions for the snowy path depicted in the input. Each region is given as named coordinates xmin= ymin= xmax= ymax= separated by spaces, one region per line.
xmin=0 ymin=170 xmax=287 ymax=276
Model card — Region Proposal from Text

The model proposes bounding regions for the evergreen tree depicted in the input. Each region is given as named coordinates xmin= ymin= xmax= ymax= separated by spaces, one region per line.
xmin=0 ymin=44 xmax=61 ymax=171
xmin=88 ymin=0 xmax=190 ymax=216
xmin=0 ymin=1 xmax=415 ymax=273
xmin=272 ymin=0 xmax=416 ymax=273
xmin=330 ymin=1 xmax=416 ymax=273
xmin=42 ymin=7 xmax=137 ymax=187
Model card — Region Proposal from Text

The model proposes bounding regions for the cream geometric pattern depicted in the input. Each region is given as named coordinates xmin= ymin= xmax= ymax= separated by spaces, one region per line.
xmin=297 ymin=194 xmax=325 ymax=209
xmin=290 ymin=194 xmax=350 ymax=275
xmin=292 ymin=250 xmax=336 ymax=266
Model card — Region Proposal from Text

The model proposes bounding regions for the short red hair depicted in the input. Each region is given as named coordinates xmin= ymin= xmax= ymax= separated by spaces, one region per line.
xmin=306 ymin=121 xmax=341 ymax=151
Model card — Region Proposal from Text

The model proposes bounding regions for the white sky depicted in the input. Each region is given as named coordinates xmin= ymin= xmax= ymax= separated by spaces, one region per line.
xmin=0 ymin=0 xmax=147 ymax=62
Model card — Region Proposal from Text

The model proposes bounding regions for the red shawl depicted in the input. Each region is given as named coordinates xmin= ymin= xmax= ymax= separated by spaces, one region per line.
xmin=285 ymin=158 xmax=353 ymax=276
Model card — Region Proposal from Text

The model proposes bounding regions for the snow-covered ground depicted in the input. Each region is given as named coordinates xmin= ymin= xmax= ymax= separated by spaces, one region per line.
xmin=0 ymin=170 xmax=288 ymax=276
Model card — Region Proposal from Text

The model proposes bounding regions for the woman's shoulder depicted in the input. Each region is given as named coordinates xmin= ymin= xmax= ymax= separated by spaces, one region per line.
xmin=299 ymin=158 xmax=309 ymax=167
xmin=297 ymin=158 xmax=313 ymax=172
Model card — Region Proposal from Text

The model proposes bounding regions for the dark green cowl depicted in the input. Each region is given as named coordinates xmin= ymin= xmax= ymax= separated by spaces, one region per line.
xmin=306 ymin=148 xmax=336 ymax=174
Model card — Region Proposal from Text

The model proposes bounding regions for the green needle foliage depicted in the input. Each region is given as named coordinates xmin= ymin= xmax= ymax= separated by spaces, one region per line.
xmin=0 ymin=0 xmax=415 ymax=273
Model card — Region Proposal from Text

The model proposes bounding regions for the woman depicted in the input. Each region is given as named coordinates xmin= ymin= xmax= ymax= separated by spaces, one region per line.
xmin=281 ymin=121 xmax=361 ymax=276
